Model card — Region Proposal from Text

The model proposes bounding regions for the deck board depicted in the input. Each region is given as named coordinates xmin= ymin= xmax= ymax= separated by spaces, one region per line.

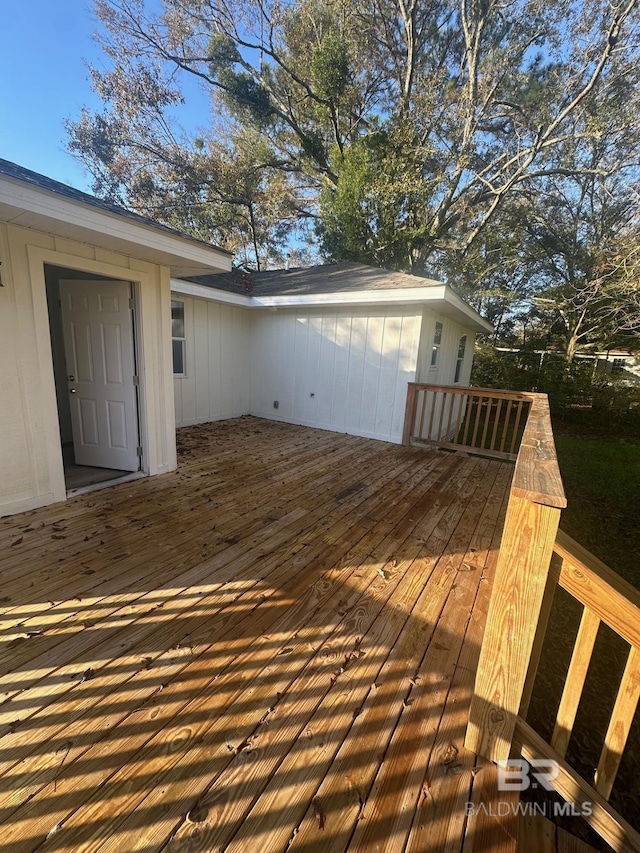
xmin=0 ymin=417 xmax=515 ymax=853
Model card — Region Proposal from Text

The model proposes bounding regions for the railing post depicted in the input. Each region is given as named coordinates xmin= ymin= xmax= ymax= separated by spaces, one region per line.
xmin=465 ymin=492 xmax=561 ymax=762
xmin=402 ymin=383 xmax=418 ymax=446
xmin=519 ymin=551 xmax=562 ymax=720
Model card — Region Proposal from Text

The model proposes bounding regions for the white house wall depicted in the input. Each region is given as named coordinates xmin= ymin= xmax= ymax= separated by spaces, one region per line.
xmin=0 ymin=222 xmax=176 ymax=517
xmin=414 ymin=307 xmax=477 ymax=441
xmin=415 ymin=307 xmax=476 ymax=386
xmin=248 ymin=305 xmax=423 ymax=443
xmin=172 ymin=295 xmax=251 ymax=426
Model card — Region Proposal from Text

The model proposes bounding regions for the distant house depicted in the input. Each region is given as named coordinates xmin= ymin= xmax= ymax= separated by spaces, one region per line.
xmin=586 ymin=350 xmax=640 ymax=385
xmin=0 ymin=158 xmax=491 ymax=517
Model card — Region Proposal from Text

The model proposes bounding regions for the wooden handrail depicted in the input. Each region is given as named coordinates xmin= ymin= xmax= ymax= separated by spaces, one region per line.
xmin=511 ymin=394 xmax=566 ymax=508
xmin=464 ymin=387 xmax=564 ymax=761
xmin=556 ymin=529 xmax=640 ymax=648
xmin=408 ymin=382 xmax=536 ymax=401
xmin=516 ymin=719 xmax=640 ymax=853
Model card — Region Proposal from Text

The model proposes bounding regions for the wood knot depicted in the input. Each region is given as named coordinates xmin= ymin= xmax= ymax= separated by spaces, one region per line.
xmin=488 ymin=707 xmax=505 ymax=728
xmin=187 ymin=803 xmax=209 ymax=823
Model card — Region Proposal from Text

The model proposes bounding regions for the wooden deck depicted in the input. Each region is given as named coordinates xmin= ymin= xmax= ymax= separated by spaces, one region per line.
xmin=0 ymin=417 xmax=520 ymax=853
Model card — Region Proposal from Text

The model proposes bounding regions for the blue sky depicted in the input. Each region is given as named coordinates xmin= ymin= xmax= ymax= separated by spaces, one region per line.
xmin=1 ymin=2 xmax=100 ymax=189
xmin=0 ymin=1 xmax=208 ymax=192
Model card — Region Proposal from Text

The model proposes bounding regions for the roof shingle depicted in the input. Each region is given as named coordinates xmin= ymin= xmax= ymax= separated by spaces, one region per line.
xmin=188 ymin=262 xmax=443 ymax=297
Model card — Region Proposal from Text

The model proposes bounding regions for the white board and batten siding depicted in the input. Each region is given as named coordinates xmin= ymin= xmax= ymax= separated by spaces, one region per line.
xmin=249 ymin=306 xmax=423 ymax=443
xmin=170 ymin=295 xmax=479 ymax=445
xmin=415 ymin=308 xmax=475 ymax=386
xmin=413 ymin=308 xmax=476 ymax=442
xmin=172 ymin=295 xmax=251 ymax=427
xmin=0 ymin=221 xmax=176 ymax=517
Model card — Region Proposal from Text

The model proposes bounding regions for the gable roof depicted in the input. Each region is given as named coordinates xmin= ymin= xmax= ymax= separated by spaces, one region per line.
xmin=178 ymin=262 xmax=493 ymax=333
xmin=0 ymin=158 xmax=232 ymax=277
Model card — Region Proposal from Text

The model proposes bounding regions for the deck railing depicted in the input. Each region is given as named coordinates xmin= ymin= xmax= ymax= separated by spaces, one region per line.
xmin=512 ymin=530 xmax=640 ymax=853
xmin=413 ymin=383 xmax=640 ymax=851
xmin=402 ymin=383 xmax=534 ymax=460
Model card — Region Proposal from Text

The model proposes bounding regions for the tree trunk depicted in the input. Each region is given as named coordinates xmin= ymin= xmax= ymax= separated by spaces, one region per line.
xmin=566 ymin=330 xmax=580 ymax=364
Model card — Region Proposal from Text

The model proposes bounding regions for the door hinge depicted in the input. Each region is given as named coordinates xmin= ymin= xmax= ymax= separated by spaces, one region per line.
xmin=129 ymin=297 xmax=135 ymax=310
xmin=136 ymin=446 xmax=143 ymax=458
xmin=133 ymin=375 xmax=140 ymax=386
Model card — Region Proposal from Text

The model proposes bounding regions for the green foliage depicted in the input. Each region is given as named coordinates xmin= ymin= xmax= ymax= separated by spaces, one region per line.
xmin=318 ymin=142 xmax=375 ymax=263
xmin=310 ymin=31 xmax=350 ymax=100
xmin=471 ymin=344 xmax=640 ymax=417
xmin=318 ymin=122 xmax=440 ymax=270
xmin=207 ymin=33 xmax=241 ymax=67
xmin=217 ymin=69 xmax=274 ymax=124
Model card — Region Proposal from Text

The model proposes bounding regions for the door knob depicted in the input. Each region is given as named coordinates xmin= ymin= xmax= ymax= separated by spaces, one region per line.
xmin=69 ymin=388 xmax=77 ymax=394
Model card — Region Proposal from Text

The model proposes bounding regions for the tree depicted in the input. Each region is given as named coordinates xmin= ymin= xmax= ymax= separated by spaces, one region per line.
xmin=436 ymin=95 xmax=640 ymax=358
xmin=68 ymin=98 xmax=309 ymax=269
xmin=523 ymin=162 xmax=640 ymax=360
xmin=68 ymin=0 xmax=640 ymax=272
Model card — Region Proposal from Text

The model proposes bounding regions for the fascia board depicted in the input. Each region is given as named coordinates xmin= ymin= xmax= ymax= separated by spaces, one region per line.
xmin=170 ymin=279 xmax=493 ymax=334
xmin=170 ymin=279 xmax=252 ymax=306
xmin=250 ymin=286 xmax=449 ymax=307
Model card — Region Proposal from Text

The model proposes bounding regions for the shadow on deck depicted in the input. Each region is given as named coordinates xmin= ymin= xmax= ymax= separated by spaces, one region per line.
xmin=0 ymin=417 xmax=520 ymax=852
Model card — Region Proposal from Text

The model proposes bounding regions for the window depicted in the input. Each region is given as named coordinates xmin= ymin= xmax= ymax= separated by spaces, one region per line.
xmin=454 ymin=335 xmax=467 ymax=383
xmin=171 ymin=300 xmax=186 ymax=375
xmin=430 ymin=321 xmax=443 ymax=367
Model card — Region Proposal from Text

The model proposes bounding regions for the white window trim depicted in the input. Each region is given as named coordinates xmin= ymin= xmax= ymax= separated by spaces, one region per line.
xmin=454 ymin=334 xmax=467 ymax=384
xmin=171 ymin=299 xmax=187 ymax=377
xmin=430 ymin=321 xmax=443 ymax=369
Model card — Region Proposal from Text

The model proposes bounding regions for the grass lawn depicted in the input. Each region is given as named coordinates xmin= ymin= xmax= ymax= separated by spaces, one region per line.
xmin=551 ymin=410 xmax=640 ymax=588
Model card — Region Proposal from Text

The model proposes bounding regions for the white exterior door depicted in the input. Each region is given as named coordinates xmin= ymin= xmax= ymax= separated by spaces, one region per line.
xmin=59 ymin=279 xmax=140 ymax=471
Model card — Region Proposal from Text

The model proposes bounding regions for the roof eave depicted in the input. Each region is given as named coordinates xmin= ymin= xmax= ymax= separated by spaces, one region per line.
xmin=442 ymin=287 xmax=494 ymax=334
xmin=0 ymin=175 xmax=232 ymax=276
xmin=171 ymin=278 xmax=493 ymax=332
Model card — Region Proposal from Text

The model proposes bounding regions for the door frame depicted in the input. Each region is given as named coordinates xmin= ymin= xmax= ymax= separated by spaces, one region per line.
xmin=58 ymin=278 xmax=142 ymax=474
xmin=28 ymin=244 xmax=167 ymax=504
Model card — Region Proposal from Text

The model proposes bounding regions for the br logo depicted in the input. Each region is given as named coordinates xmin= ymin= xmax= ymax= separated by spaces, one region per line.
xmin=497 ymin=759 xmax=559 ymax=791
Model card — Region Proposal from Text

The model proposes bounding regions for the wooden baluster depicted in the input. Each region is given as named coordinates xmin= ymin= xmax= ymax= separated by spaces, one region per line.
xmin=519 ymin=553 xmax=562 ymax=721
xmin=402 ymin=382 xmax=418 ymax=445
xmin=445 ymin=391 xmax=456 ymax=441
xmin=462 ymin=395 xmax=475 ymax=446
xmin=594 ymin=645 xmax=640 ymax=799
xmin=509 ymin=400 xmax=525 ymax=455
xmin=436 ymin=392 xmax=447 ymax=440
xmin=551 ymin=606 xmax=601 ymax=758
xmin=427 ymin=389 xmax=438 ymax=441
xmin=500 ymin=399 xmax=513 ymax=453
xmin=416 ymin=388 xmax=428 ymax=440
xmin=470 ymin=396 xmax=484 ymax=448
xmin=480 ymin=396 xmax=492 ymax=449
xmin=489 ymin=399 xmax=502 ymax=452
xmin=453 ymin=392 xmax=466 ymax=445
